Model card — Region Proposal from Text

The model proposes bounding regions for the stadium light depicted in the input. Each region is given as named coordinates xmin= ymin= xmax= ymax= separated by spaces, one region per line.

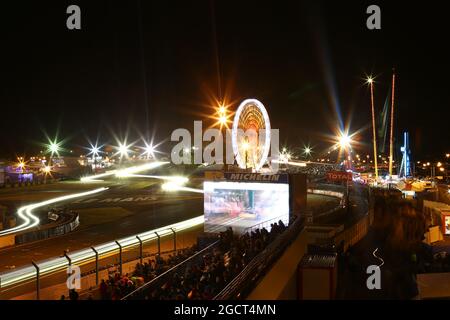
xmin=115 ymin=141 xmax=133 ymax=159
xmin=119 ymin=144 xmax=128 ymax=155
xmin=338 ymin=133 xmax=351 ymax=149
xmin=303 ymin=146 xmax=313 ymax=158
xmin=142 ymin=142 xmax=156 ymax=159
xmin=87 ymin=143 xmax=101 ymax=158
xmin=46 ymin=139 xmax=62 ymax=157
xmin=214 ymin=102 xmax=232 ymax=129
xmin=219 ymin=114 xmax=227 ymax=126
xmin=49 ymin=143 xmax=59 ymax=154
xmin=91 ymin=146 xmax=99 ymax=155
xmin=91 ymin=146 xmax=99 ymax=156
xmin=145 ymin=144 xmax=154 ymax=155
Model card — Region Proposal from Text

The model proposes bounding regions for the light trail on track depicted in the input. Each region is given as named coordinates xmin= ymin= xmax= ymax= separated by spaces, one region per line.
xmin=80 ymin=161 xmax=168 ymax=182
xmin=0 ymin=215 xmax=204 ymax=289
xmin=0 ymin=187 xmax=109 ymax=237
xmin=0 ymin=162 xmax=169 ymax=236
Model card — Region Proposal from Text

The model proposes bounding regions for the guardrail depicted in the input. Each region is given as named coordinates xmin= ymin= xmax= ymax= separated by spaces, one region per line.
xmin=214 ymin=215 xmax=303 ymax=300
xmin=15 ymin=212 xmax=80 ymax=245
xmin=0 ymin=215 xmax=204 ymax=295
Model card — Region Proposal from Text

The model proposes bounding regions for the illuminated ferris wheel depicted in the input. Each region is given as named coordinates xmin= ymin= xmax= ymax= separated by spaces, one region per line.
xmin=231 ymin=99 xmax=271 ymax=171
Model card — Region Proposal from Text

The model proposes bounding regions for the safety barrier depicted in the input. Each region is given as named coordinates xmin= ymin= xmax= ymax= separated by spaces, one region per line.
xmin=1 ymin=178 xmax=58 ymax=189
xmin=0 ymin=215 xmax=204 ymax=299
xmin=15 ymin=212 xmax=80 ymax=245
xmin=333 ymin=208 xmax=373 ymax=252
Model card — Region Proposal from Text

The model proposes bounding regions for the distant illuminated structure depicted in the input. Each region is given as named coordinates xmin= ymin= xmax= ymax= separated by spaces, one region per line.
xmin=398 ymin=132 xmax=412 ymax=178
xmin=231 ymin=99 xmax=271 ymax=171
xmin=388 ymin=70 xmax=396 ymax=177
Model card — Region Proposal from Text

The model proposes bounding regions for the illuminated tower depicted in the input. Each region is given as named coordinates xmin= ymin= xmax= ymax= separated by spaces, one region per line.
xmin=398 ymin=132 xmax=412 ymax=178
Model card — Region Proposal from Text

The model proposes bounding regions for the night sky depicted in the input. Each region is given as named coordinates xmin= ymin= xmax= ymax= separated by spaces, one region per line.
xmin=0 ymin=0 xmax=448 ymax=160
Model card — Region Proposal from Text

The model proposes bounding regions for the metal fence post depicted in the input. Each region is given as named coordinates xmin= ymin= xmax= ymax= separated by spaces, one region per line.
xmin=64 ymin=250 xmax=72 ymax=266
xmin=170 ymin=228 xmax=176 ymax=252
xmin=63 ymin=250 xmax=72 ymax=296
xmin=115 ymin=241 xmax=122 ymax=275
xmin=155 ymin=232 xmax=160 ymax=256
xmin=31 ymin=261 xmax=40 ymax=300
xmin=136 ymin=236 xmax=143 ymax=264
xmin=91 ymin=247 xmax=99 ymax=286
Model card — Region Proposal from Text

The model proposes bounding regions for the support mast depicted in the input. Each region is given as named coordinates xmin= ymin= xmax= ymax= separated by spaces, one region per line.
xmin=389 ymin=69 xmax=396 ymax=177
xmin=370 ymin=79 xmax=379 ymax=180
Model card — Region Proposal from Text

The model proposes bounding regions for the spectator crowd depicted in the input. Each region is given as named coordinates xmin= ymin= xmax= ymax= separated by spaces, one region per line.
xmin=95 ymin=220 xmax=288 ymax=300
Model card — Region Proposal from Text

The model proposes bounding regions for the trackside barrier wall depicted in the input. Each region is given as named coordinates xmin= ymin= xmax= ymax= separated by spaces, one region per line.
xmin=333 ymin=208 xmax=373 ymax=252
xmin=0 ymin=216 xmax=204 ymax=300
xmin=15 ymin=214 xmax=80 ymax=245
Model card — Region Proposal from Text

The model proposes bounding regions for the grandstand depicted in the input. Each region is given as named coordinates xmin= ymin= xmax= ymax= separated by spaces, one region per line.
xmin=81 ymin=219 xmax=290 ymax=300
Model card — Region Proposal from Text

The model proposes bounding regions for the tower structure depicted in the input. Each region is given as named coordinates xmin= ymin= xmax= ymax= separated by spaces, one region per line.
xmin=399 ymin=132 xmax=412 ymax=178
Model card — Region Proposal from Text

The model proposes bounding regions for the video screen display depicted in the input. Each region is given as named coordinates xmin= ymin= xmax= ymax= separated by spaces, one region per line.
xmin=445 ymin=216 xmax=450 ymax=236
xmin=204 ymin=181 xmax=289 ymax=234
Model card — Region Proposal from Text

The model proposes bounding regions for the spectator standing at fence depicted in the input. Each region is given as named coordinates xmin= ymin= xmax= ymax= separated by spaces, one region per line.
xmin=69 ymin=289 xmax=79 ymax=300
xmin=99 ymin=279 xmax=109 ymax=300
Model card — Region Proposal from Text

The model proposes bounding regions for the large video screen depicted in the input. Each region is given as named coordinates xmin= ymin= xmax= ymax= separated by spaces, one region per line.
xmin=445 ymin=216 xmax=450 ymax=236
xmin=204 ymin=181 xmax=290 ymax=234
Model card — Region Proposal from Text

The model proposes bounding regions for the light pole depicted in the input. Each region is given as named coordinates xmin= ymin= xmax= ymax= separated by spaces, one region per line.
xmin=337 ymin=132 xmax=352 ymax=170
xmin=388 ymin=69 xmax=396 ymax=177
xmin=46 ymin=141 xmax=61 ymax=168
xmin=367 ymin=77 xmax=379 ymax=180
xmin=302 ymin=146 xmax=312 ymax=161
xmin=88 ymin=145 xmax=100 ymax=169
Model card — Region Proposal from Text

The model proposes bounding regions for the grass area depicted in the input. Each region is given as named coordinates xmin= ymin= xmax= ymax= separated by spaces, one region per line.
xmin=77 ymin=207 xmax=133 ymax=227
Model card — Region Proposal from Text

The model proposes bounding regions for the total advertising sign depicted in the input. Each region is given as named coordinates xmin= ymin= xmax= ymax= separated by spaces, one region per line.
xmin=326 ymin=171 xmax=352 ymax=182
